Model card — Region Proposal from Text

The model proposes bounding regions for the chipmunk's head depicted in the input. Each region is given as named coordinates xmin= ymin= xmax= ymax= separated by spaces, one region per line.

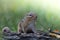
xmin=27 ymin=12 xmax=37 ymax=20
xmin=2 ymin=27 xmax=11 ymax=33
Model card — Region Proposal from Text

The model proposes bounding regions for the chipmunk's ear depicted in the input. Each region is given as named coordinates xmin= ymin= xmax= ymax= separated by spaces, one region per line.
xmin=35 ymin=16 xmax=37 ymax=19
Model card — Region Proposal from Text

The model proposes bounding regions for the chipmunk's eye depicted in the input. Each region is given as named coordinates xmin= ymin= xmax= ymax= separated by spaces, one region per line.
xmin=29 ymin=14 xmax=32 ymax=16
xmin=4 ymin=30 xmax=7 ymax=32
xmin=29 ymin=14 xmax=33 ymax=17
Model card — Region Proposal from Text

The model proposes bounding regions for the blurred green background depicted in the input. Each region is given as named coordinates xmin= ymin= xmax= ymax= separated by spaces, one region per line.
xmin=0 ymin=0 xmax=60 ymax=40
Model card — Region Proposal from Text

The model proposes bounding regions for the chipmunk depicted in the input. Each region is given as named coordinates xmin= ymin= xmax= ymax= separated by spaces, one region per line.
xmin=18 ymin=12 xmax=37 ymax=34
